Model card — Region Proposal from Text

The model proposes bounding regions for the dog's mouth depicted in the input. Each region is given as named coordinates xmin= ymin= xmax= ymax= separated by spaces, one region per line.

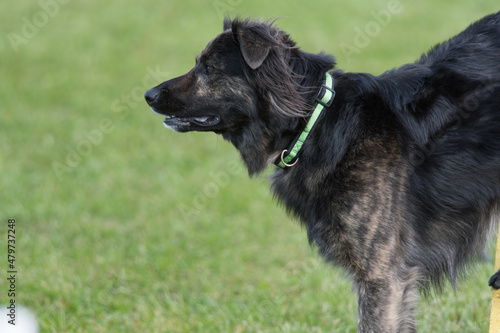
xmin=149 ymin=106 xmax=221 ymax=131
xmin=163 ymin=115 xmax=220 ymax=128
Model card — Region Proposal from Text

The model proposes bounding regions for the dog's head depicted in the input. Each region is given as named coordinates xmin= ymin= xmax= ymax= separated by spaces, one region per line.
xmin=145 ymin=20 xmax=248 ymax=133
xmin=145 ymin=18 xmax=335 ymax=173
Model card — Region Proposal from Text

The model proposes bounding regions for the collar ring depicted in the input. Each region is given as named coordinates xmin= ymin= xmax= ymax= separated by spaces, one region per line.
xmin=280 ymin=149 xmax=299 ymax=167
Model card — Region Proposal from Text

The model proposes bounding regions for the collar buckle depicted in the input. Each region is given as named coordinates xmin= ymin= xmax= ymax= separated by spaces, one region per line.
xmin=315 ymin=83 xmax=336 ymax=108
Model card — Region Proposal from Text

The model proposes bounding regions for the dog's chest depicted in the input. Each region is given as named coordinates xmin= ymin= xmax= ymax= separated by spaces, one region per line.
xmin=270 ymin=155 xmax=410 ymax=273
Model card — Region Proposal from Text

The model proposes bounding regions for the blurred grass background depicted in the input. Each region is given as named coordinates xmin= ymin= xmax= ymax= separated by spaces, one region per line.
xmin=1 ymin=0 xmax=499 ymax=332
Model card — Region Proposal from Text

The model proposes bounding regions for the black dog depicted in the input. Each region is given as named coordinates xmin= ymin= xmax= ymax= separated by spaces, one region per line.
xmin=145 ymin=13 xmax=500 ymax=332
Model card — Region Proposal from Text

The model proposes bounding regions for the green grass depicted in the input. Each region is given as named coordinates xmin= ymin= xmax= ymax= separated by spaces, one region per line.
xmin=1 ymin=0 xmax=499 ymax=332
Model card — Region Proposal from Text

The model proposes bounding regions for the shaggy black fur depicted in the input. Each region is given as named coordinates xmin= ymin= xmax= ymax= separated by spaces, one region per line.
xmin=145 ymin=12 xmax=500 ymax=332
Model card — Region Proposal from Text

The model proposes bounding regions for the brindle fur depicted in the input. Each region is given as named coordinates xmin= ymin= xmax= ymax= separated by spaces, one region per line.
xmin=145 ymin=13 xmax=500 ymax=332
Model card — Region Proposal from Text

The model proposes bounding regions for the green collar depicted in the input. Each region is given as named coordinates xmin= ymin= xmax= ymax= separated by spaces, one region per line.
xmin=276 ymin=73 xmax=335 ymax=168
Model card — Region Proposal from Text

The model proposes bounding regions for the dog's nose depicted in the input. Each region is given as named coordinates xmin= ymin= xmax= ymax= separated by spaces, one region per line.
xmin=144 ymin=88 xmax=160 ymax=105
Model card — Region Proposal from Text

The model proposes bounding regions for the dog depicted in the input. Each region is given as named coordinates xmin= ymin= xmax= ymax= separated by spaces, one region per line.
xmin=145 ymin=12 xmax=500 ymax=332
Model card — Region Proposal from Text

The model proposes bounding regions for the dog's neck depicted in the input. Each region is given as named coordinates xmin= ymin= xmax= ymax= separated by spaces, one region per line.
xmin=266 ymin=50 xmax=337 ymax=166
xmin=275 ymin=73 xmax=336 ymax=168
xmin=223 ymin=49 xmax=337 ymax=176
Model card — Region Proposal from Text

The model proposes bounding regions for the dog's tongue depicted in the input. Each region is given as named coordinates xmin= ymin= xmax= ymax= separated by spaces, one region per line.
xmin=192 ymin=116 xmax=219 ymax=126
xmin=194 ymin=116 xmax=211 ymax=123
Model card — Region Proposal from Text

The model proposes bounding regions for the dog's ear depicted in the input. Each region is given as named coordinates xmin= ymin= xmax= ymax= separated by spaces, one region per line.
xmin=236 ymin=28 xmax=271 ymax=70
xmin=223 ymin=16 xmax=232 ymax=31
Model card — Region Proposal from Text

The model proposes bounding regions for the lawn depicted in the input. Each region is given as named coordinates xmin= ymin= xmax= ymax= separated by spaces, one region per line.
xmin=1 ymin=0 xmax=499 ymax=332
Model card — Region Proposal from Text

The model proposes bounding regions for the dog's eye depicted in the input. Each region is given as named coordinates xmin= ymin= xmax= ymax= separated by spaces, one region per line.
xmin=206 ymin=65 xmax=213 ymax=74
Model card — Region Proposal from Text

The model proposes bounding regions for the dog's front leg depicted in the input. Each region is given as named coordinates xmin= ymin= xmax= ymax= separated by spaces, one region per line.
xmin=355 ymin=274 xmax=419 ymax=333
